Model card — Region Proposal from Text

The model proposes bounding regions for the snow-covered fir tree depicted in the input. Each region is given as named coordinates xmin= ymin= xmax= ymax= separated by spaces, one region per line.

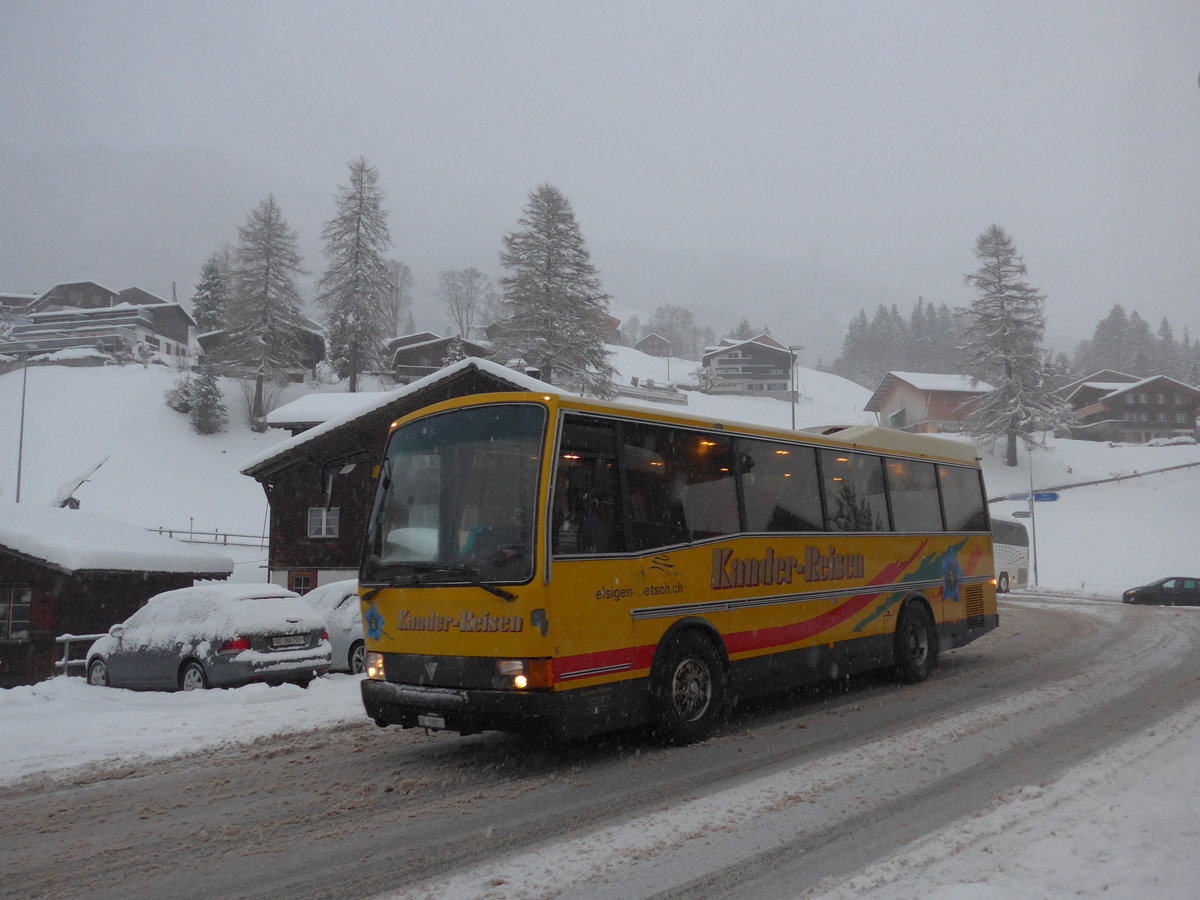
xmin=442 ymin=335 xmax=467 ymax=366
xmin=438 ymin=267 xmax=494 ymax=339
xmin=316 ymin=157 xmax=394 ymax=385
xmin=190 ymin=254 xmax=229 ymax=335
xmin=219 ymin=195 xmax=310 ymax=424
xmin=189 ymin=365 xmax=227 ymax=434
xmin=490 ymin=184 xmax=615 ymax=397
xmin=960 ymin=224 xmax=1070 ymax=466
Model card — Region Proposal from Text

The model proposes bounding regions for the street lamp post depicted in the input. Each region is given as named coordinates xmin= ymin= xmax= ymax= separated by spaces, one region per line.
xmin=15 ymin=345 xmax=38 ymax=503
xmin=788 ymin=345 xmax=803 ymax=430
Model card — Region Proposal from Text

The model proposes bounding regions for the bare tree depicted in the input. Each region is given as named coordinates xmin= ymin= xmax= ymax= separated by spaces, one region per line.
xmin=437 ymin=267 xmax=495 ymax=339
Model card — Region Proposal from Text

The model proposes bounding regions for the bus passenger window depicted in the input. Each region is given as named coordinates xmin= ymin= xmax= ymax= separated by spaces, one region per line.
xmin=939 ymin=465 xmax=988 ymax=531
xmin=887 ymin=458 xmax=943 ymax=532
xmin=738 ymin=438 xmax=823 ymax=532
xmin=622 ymin=423 xmax=737 ymax=550
xmin=820 ymin=449 xmax=889 ymax=532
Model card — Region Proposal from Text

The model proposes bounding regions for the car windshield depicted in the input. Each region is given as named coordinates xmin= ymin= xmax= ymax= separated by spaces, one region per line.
xmin=361 ymin=402 xmax=546 ymax=585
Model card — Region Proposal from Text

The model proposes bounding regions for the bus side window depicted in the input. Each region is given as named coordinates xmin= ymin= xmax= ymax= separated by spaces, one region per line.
xmin=887 ymin=458 xmax=944 ymax=532
xmin=738 ymin=438 xmax=823 ymax=532
xmin=553 ymin=415 xmax=619 ymax=556
xmin=820 ymin=449 xmax=889 ymax=532
xmin=939 ymin=465 xmax=988 ymax=531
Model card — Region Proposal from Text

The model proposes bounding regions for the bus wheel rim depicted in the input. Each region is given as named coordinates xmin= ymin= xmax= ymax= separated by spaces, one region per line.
xmin=671 ymin=657 xmax=712 ymax=721
xmin=906 ymin=622 xmax=929 ymax=665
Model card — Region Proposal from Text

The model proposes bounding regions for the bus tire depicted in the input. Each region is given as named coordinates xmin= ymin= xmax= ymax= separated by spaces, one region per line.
xmin=997 ymin=572 xmax=1009 ymax=593
xmin=893 ymin=602 xmax=936 ymax=684
xmin=651 ymin=631 xmax=726 ymax=745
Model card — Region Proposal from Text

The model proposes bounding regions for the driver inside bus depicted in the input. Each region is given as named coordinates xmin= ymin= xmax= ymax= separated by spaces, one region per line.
xmin=462 ymin=508 xmax=530 ymax=569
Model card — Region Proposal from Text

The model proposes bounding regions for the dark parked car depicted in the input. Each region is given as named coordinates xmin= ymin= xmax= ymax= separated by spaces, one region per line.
xmin=1122 ymin=577 xmax=1200 ymax=606
xmin=86 ymin=584 xmax=331 ymax=690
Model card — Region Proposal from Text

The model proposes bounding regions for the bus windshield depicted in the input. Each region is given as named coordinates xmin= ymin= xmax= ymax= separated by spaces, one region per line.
xmin=361 ymin=402 xmax=546 ymax=586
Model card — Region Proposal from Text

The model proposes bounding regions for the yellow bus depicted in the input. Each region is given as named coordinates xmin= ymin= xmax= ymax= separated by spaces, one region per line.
xmin=359 ymin=391 xmax=998 ymax=743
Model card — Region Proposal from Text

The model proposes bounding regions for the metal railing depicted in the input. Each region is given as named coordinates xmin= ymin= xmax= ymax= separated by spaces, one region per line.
xmin=54 ymin=632 xmax=106 ymax=677
xmin=148 ymin=527 xmax=266 ymax=548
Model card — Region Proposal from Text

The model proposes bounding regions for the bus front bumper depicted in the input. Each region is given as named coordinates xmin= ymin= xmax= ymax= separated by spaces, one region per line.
xmin=361 ymin=679 xmax=560 ymax=736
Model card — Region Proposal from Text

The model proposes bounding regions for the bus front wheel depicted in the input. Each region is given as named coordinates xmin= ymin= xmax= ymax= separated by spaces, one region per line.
xmin=893 ymin=603 xmax=936 ymax=684
xmin=997 ymin=572 xmax=1010 ymax=593
xmin=651 ymin=631 xmax=726 ymax=745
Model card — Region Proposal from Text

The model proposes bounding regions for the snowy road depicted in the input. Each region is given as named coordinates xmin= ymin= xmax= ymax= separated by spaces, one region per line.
xmin=4 ymin=597 xmax=1199 ymax=900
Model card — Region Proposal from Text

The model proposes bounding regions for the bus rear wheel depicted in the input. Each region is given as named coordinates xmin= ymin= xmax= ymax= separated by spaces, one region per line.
xmin=893 ymin=603 xmax=936 ymax=683
xmin=651 ymin=631 xmax=726 ymax=744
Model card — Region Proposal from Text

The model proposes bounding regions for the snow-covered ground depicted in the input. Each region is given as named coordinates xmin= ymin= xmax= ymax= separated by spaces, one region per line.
xmin=3 ymin=351 xmax=1200 ymax=896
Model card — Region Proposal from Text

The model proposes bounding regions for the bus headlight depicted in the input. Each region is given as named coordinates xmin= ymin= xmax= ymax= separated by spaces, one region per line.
xmin=366 ymin=651 xmax=386 ymax=680
xmin=494 ymin=659 xmax=554 ymax=690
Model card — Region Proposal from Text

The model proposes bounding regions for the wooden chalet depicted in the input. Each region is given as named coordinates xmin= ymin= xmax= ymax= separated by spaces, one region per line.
xmin=385 ymin=333 xmax=491 ymax=385
xmin=634 ymin=332 xmax=672 ymax=358
xmin=701 ymin=334 xmax=797 ymax=397
xmin=197 ymin=316 xmax=326 ymax=383
xmin=1058 ymin=373 xmax=1200 ymax=443
xmin=239 ymin=358 xmax=552 ymax=594
xmin=864 ymin=371 xmax=995 ymax=433
xmin=0 ymin=281 xmax=195 ymax=361
xmin=0 ymin=504 xmax=233 ymax=686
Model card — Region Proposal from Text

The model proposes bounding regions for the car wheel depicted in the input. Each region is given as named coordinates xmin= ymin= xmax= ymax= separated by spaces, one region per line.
xmin=893 ymin=602 xmax=936 ymax=683
xmin=349 ymin=640 xmax=366 ymax=674
xmin=651 ymin=630 xmax=726 ymax=745
xmin=179 ymin=661 xmax=209 ymax=691
xmin=997 ymin=572 xmax=1009 ymax=594
xmin=87 ymin=658 xmax=110 ymax=687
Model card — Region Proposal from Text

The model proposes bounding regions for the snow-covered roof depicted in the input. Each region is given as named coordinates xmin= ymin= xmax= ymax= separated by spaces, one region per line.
xmin=240 ymin=357 xmax=560 ymax=474
xmin=0 ymin=502 xmax=235 ymax=576
xmin=888 ymin=372 xmax=993 ymax=393
xmin=265 ymin=392 xmax=389 ymax=427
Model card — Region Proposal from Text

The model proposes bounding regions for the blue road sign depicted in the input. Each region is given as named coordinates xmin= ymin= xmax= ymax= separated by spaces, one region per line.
xmin=1033 ymin=492 xmax=1059 ymax=502
xmin=1005 ymin=492 xmax=1029 ymax=501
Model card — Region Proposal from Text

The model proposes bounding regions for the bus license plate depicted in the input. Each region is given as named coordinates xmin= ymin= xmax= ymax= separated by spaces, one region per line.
xmin=418 ymin=715 xmax=446 ymax=729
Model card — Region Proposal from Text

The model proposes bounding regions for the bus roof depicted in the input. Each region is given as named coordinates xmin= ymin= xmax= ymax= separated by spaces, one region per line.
xmin=393 ymin=391 xmax=982 ymax=467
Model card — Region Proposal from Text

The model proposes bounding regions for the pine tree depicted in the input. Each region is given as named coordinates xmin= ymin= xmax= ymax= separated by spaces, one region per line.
xmin=438 ymin=267 xmax=494 ymax=339
xmin=190 ymin=254 xmax=228 ymax=335
xmin=316 ymin=157 xmax=394 ymax=385
xmin=1155 ymin=318 xmax=1181 ymax=380
xmin=961 ymin=225 xmax=1071 ymax=466
xmin=219 ymin=195 xmax=309 ymax=424
xmin=442 ymin=335 xmax=467 ymax=366
xmin=490 ymin=184 xmax=615 ymax=396
xmin=189 ymin=365 xmax=228 ymax=434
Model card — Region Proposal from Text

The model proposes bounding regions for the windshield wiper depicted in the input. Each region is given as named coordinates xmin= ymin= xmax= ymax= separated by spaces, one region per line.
xmin=367 ymin=561 xmax=516 ymax=602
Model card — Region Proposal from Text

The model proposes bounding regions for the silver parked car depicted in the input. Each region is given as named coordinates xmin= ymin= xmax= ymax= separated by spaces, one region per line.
xmin=300 ymin=579 xmax=365 ymax=673
xmin=86 ymin=583 xmax=331 ymax=691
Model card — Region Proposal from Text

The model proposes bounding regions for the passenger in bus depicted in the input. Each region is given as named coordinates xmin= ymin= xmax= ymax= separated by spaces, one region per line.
xmin=555 ymin=486 xmax=604 ymax=554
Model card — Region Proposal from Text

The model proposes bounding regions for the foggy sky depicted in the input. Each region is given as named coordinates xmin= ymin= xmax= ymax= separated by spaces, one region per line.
xmin=3 ymin=0 xmax=1199 ymax=349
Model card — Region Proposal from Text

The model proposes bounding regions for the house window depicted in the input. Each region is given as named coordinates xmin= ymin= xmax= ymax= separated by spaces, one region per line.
xmin=307 ymin=507 xmax=339 ymax=538
xmin=1156 ymin=393 xmax=1166 ymax=404
xmin=289 ymin=571 xmax=316 ymax=595
xmin=1 ymin=585 xmax=32 ymax=640
xmin=1178 ymin=413 xmax=1189 ymax=424
xmin=889 ymin=408 xmax=909 ymax=429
